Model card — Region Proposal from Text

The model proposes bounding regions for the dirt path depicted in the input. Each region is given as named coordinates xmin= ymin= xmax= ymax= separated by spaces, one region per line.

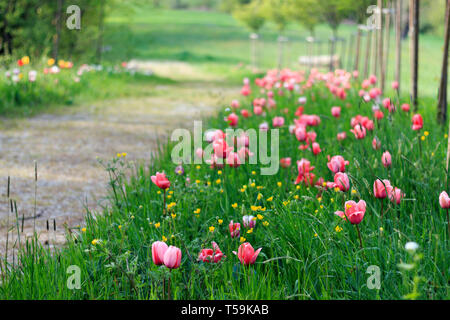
xmin=0 ymin=61 xmax=237 ymax=252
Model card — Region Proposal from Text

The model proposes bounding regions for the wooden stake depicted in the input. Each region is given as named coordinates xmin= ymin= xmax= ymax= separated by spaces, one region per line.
xmin=364 ymin=28 xmax=373 ymax=79
xmin=438 ymin=0 xmax=450 ymax=125
xmin=410 ymin=0 xmax=419 ymax=110
xmin=354 ymin=28 xmax=362 ymax=72
xmin=395 ymin=0 xmax=403 ymax=94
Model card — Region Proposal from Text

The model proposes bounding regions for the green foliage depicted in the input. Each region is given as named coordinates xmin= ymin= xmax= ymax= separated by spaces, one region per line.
xmin=262 ymin=0 xmax=290 ymax=32
xmin=288 ymin=0 xmax=321 ymax=35
xmin=233 ymin=0 xmax=266 ymax=33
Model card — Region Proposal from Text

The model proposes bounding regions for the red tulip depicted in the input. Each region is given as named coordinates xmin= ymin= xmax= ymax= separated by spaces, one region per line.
xmin=382 ymin=151 xmax=392 ymax=168
xmin=163 ymin=245 xmax=182 ymax=269
xmin=152 ymin=241 xmax=168 ymax=266
xmin=401 ymin=103 xmax=410 ymax=112
xmin=334 ymin=172 xmax=350 ymax=192
xmin=389 ymin=187 xmax=404 ymax=205
xmin=344 ymin=200 xmax=366 ymax=224
xmin=241 ymin=109 xmax=250 ymax=118
xmin=374 ymin=110 xmax=384 ymax=120
xmin=295 ymin=158 xmax=315 ymax=184
xmin=198 ymin=242 xmax=224 ymax=263
xmin=372 ymin=137 xmax=381 ymax=150
xmin=412 ymin=114 xmax=423 ymax=131
xmin=151 ymin=172 xmax=171 ymax=190
xmin=227 ymin=113 xmax=238 ymax=127
xmin=233 ymin=242 xmax=262 ymax=266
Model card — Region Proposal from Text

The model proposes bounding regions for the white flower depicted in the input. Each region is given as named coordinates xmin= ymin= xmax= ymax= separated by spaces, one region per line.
xmin=405 ymin=241 xmax=419 ymax=252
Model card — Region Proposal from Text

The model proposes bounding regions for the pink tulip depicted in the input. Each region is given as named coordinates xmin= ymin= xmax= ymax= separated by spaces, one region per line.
xmin=226 ymin=151 xmax=241 ymax=168
xmin=439 ymin=191 xmax=450 ymax=209
xmin=163 ymin=246 xmax=182 ymax=269
xmin=369 ymin=74 xmax=377 ymax=84
xmin=233 ymin=242 xmax=262 ymax=266
xmin=372 ymin=137 xmax=381 ymax=150
xmin=334 ymin=172 xmax=350 ymax=192
xmin=331 ymin=106 xmax=341 ymax=118
xmin=373 ymin=179 xmax=392 ymax=199
xmin=198 ymin=242 xmax=224 ymax=263
xmin=213 ymin=139 xmax=229 ymax=158
xmin=334 ymin=211 xmax=345 ymax=219
xmin=350 ymin=124 xmax=366 ymax=139
xmin=243 ymin=215 xmax=256 ymax=228
xmin=382 ymin=151 xmax=392 ymax=168
xmin=152 ymin=241 xmax=168 ymax=266
xmin=280 ymin=157 xmax=291 ymax=168
xmin=412 ymin=114 xmax=423 ymax=131
xmin=374 ymin=110 xmax=384 ymax=120
xmin=312 ymin=142 xmax=321 ymax=155
xmin=389 ymin=187 xmax=404 ymax=205
xmin=229 ymin=221 xmax=241 ymax=238
xmin=392 ymin=81 xmax=399 ymax=90
xmin=344 ymin=200 xmax=366 ymax=224
xmin=272 ymin=116 xmax=285 ymax=128
xmin=151 ymin=172 xmax=171 ymax=190
xmin=337 ymin=132 xmax=347 ymax=141
xmin=231 ymin=100 xmax=240 ymax=109
xmin=253 ymin=106 xmax=263 ymax=115
xmin=401 ymin=103 xmax=410 ymax=112
xmin=327 ymin=155 xmax=349 ymax=173
xmin=259 ymin=122 xmax=269 ymax=131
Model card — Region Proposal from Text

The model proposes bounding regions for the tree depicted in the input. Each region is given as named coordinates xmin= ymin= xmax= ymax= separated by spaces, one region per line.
xmin=288 ymin=0 xmax=321 ymax=37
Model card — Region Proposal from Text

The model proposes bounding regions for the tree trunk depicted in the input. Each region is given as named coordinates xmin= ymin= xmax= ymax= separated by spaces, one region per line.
xmin=52 ymin=0 xmax=63 ymax=61
xmin=410 ymin=0 xmax=419 ymax=110
xmin=438 ymin=0 xmax=450 ymax=124
xmin=395 ymin=0 xmax=403 ymax=94
xmin=96 ymin=0 xmax=105 ymax=64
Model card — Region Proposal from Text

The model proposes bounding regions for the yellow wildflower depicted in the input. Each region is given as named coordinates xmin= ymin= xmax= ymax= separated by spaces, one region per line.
xmin=209 ymin=226 xmax=215 ymax=232
xmin=154 ymin=222 xmax=161 ymax=228
xmin=218 ymin=219 xmax=223 ymax=225
xmin=267 ymin=196 xmax=273 ymax=202
xmin=232 ymin=203 xmax=238 ymax=209
xmin=240 ymin=237 xmax=246 ymax=242
xmin=81 ymin=227 xmax=86 ymax=233
xmin=335 ymin=226 xmax=343 ymax=233
xmin=262 ymin=221 xmax=269 ymax=227
xmin=91 ymin=239 xmax=99 ymax=245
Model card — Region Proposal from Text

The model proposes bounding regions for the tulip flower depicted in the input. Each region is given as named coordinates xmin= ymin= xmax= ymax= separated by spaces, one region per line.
xmin=226 ymin=151 xmax=241 ymax=168
xmin=152 ymin=172 xmax=171 ymax=215
xmin=350 ymin=124 xmax=366 ymax=140
xmin=272 ymin=116 xmax=285 ymax=128
xmin=337 ymin=132 xmax=347 ymax=141
xmin=381 ymin=151 xmax=392 ymax=168
xmin=401 ymin=103 xmax=410 ymax=112
xmin=392 ymin=81 xmax=399 ymax=90
xmin=163 ymin=246 xmax=182 ymax=269
xmin=373 ymin=179 xmax=392 ymax=219
xmin=229 ymin=220 xmax=241 ymax=238
xmin=439 ymin=191 xmax=450 ymax=236
xmin=327 ymin=155 xmax=349 ymax=173
xmin=412 ymin=114 xmax=423 ymax=131
xmin=152 ymin=241 xmax=168 ymax=266
xmin=213 ymin=139 xmax=229 ymax=159
xmin=280 ymin=157 xmax=291 ymax=168
xmin=198 ymin=242 xmax=224 ymax=263
xmin=243 ymin=215 xmax=256 ymax=228
xmin=295 ymin=158 xmax=315 ymax=185
xmin=151 ymin=172 xmax=170 ymax=190
xmin=227 ymin=113 xmax=238 ymax=127
xmin=372 ymin=137 xmax=381 ymax=150
xmin=331 ymin=106 xmax=341 ymax=118
xmin=312 ymin=142 xmax=321 ymax=155
xmin=233 ymin=242 xmax=262 ymax=266
xmin=345 ymin=200 xmax=366 ymax=249
xmin=241 ymin=109 xmax=250 ymax=118
xmin=334 ymin=172 xmax=350 ymax=192
xmin=389 ymin=187 xmax=404 ymax=205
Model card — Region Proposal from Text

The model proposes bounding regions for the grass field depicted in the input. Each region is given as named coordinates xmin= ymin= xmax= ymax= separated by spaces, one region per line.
xmin=0 ymin=7 xmax=449 ymax=300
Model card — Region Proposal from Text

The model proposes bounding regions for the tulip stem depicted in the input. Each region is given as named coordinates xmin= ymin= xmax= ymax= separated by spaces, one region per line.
xmin=447 ymin=208 xmax=450 ymax=239
xmin=167 ymin=269 xmax=172 ymax=300
xmin=380 ymin=199 xmax=384 ymax=219
xmin=418 ymin=132 xmax=422 ymax=159
xmin=163 ymin=189 xmax=166 ymax=215
xmin=355 ymin=225 xmax=364 ymax=249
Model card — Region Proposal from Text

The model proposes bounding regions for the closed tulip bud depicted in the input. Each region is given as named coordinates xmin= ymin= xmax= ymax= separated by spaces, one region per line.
xmin=229 ymin=220 xmax=241 ymax=238
xmin=334 ymin=172 xmax=350 ymax=192
xmin=381 ymin=151 xmax=392 ymax=168
xmin=163 ymin=246 xmax=182 ymax=269
xmin=373 ymin=179 xmax=392 ymax=199
xmin=331 ymin=106 xmax=341 ymax=118
xmin=152 ymin=241 xmax=168 ymax=266
xmin=412 ymin=114 xmax=423 ymax=131
xmin=312 ymin=142 xmax=321 ymax=155
xmin=439 ymin=191 xmax=450 ymax=209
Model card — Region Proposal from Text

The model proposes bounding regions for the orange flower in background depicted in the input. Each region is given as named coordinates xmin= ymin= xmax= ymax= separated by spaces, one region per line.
xmin=47 ymin=58 xmax=55 ymax=66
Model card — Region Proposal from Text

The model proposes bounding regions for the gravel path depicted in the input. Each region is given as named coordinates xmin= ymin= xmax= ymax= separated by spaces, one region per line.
xmin=0 ymin=61 xmax=237 ymax=254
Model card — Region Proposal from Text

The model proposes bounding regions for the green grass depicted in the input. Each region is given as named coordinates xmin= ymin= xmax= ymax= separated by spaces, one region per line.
xmin=1 ymin=72 xmax=448 ymax=299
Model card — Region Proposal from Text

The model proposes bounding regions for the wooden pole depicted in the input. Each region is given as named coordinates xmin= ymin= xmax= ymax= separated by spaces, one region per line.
xmin=395 ymin=0 xmax=403 ymax=94
xmin=364 ymin=28 xmax=372 ymax=79
xmin=410 ymin=0 xmax=419 ymax=110
xmin=354 ymin=28 xmax=362 ymax=72
xmin=438 ymin=0 xmax=450 ymax=125
xmin=383 ymin=4 xmax=392 ymax=92
xmin=378 ymin=0 xmax=385 ymax=89
xmin=347 ymin=33 xmax=355 ymax=71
